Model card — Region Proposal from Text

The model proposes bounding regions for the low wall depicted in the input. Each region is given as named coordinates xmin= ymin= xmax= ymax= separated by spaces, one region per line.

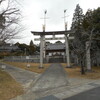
xmin=4 ymin=56 xmax=40 ymax=63
xmin=4 ymin=55 xmax=66 ymax=63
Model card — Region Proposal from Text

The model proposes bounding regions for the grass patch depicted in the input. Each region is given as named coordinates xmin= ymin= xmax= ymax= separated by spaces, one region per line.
xmin=62 ymin=63 xmax=100 ymax=79
xmin=0 ymin=69 xmax=24 ymax=100
xmin=3 ymin=62 xmax=100 ymax=80
xmin=4 ymin=62 xmax=50 ymax=73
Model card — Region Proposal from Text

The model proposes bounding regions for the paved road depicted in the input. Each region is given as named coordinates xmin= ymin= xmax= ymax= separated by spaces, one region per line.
xmin=63 ymin=86 xmax=100 ymax=100
xmin=30 ymin=63 xmax=69 ymax=92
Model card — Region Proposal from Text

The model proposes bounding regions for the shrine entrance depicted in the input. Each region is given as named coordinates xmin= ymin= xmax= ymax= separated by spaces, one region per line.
xmin=31 ymin=30 xmax=74 ymax=67
xmin=45 ymin=43 xmax=66 ymax=63
xmin=31 ymin=10 xmax=74 ymax=68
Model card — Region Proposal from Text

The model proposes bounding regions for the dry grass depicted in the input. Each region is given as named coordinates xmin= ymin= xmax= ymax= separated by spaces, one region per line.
xmin=62 ymin=63 xmax=100 ymax=79
xmin=0 ymin=69 xmax=24 ymax=100
xmin=4 ymin=62 xmax=100 ymax=80
xmin=4 ymin=62 xmax=50 ymax=73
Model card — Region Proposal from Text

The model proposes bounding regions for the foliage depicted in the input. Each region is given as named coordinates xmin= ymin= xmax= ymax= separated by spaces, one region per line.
xmin=92 ymin=7 xmax=100 ymax=33
xmin=71 ymin=4 xmax=84 ymax=31
xmin=82 ymin=7 xmax=100 ymax=48
xmin=15 ymin=41 xmax=36 ymax=55
xmin=0 ymin=52 xmax=10 ymax=59
xmin=82 ymin=9 xmax=93 ymax=31
xmin=71 ymin=4 xmax=85 ymax=63
xmin=0 ymin=40 xmax=37 ymax=57
xmin=71 ymin=4 xmax=100 ymax=70
xmin=29 ymin=40 xmax=36 ymax=55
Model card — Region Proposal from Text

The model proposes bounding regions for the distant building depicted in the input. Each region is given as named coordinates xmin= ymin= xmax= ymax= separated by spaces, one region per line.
xmin=45 ymin=43 xmax=66 ymax=63
xmin=46 ymin=43 xmax=65 ymax=55
xmin=0 ymin=44 xmax=20 ymax=52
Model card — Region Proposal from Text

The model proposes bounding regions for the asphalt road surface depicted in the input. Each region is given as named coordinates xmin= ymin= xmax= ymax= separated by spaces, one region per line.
xmin=63 ymin=86 xmax=100 ymax=100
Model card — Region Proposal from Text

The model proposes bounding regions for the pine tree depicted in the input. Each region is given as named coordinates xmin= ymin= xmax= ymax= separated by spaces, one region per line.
xmin=71 ymin=4 xmax=84 ymax=49
xmin=71 ymin=4 xmax=84 ymax=31
xmin=30 ymin=40 xmax=34 ymax=46
xmin=71 ymin=4 xmax=84 ymax=53
xmin=71 ymin=4 xmax=85 ymax=74
xmin=29 ymin=40 xmax=35 ymax=55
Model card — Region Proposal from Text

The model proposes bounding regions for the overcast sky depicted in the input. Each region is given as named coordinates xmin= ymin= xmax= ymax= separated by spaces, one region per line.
xmin=13 ymin=0 xmax=100 ymax=44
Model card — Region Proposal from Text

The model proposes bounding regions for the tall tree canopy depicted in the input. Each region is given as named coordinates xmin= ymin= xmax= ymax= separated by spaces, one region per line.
xmin=71 ymin=4 xmax=84 ymax=31
xmin=71 ymin=4 xmax=100 ymax=72
xmin=71 ymin=4 xmax=84 ymax=57
xmin=29 ymin=40 xmax=35 ymax=55
xmin=82 ymin=7 xmax=100 ymax=47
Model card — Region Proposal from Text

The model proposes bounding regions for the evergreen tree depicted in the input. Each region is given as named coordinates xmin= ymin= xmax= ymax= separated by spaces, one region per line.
xmin=82 ymin=8 xmax=100 ymax=48
xmin=82 ymin=7 xmax=100 ymax=39
xmin=30 ymin=40 xmax=34 ymax=46
xmin=71 ymin=4 xmax=84 ymax=31
xmin=92 ymin=7 xmax=100 ymax=33
xmin=82 ymin=9 xmax=93 ymax=31
xmin=29 ymin=40 xmax=35 ymax=55
xmin=82 ymin=8 xmax=100 ymax=67
xmin=71 ymin=4 xmax=84 ymax=55
xmin=71 ymin=4 xmax=85 ymax=74
xmin=71 ymin=6 xmax=100 ymax=72
xmin=71 ymin=4 xmax=84 ymax=54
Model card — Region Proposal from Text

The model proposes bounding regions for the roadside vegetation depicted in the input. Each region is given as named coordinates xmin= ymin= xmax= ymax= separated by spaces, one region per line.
xmin=4 ymin=62 xmax=50 ymax=73
xmin=4 ymin=62 xmax=100 ymax=79
xmin=0 ymin=68 xmax=24 ymax=100
xmin=62 ymin=63 xmax=100 ymax=79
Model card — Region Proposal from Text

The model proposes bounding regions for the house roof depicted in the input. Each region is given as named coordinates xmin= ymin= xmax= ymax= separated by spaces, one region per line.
xmin=0 ymin=44 xmax=20 ymax=52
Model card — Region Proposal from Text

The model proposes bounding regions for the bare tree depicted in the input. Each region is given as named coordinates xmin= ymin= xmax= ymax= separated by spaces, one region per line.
xmin=0 ymin=0 xmax=22 ymax=45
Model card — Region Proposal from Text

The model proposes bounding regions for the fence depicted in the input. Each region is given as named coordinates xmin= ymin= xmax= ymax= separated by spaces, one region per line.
xmin=4 ymin=55 xmax=40 ymax=63
xmin=4 ymin=55 xmax=66 ymax=63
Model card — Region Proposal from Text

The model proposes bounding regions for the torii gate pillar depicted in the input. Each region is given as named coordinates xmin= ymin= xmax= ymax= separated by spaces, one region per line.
xmin=65 ymin=23 xmax=71 ymax=67
xmin=65 ymin=34 xmax=70 ymax=67
xmin=39 ymin=25 xmax=45 ymax=68
xmin=39 ymin=35 xmax=44 ymax=68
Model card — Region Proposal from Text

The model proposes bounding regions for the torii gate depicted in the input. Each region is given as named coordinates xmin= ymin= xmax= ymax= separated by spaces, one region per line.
xmin=31 ymin=30 xmax=74 ymax=68
xmin=31 ymin=10 xmax=74 ymax=68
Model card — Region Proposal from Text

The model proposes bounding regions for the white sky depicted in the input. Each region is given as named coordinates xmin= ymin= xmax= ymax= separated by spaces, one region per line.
xmin=12 ymin=0 xmax=100 ymax=44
